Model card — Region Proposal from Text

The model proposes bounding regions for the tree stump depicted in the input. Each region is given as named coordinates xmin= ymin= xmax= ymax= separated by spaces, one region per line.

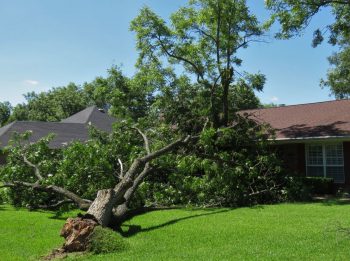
xmin=60 ymin=216 xmax=98 ymax=252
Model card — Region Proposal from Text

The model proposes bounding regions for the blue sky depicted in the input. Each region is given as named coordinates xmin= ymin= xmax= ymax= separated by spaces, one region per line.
xmin=0 ymin=0 xmax=337 ymax=106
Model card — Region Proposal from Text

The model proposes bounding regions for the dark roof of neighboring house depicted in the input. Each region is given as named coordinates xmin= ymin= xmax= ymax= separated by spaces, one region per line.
xmin=0 ymin=106 xmax=117 ymax=148
xmin=61 ymin=106 xmax=115 ymax=132
xmin=240 ymin=100 xmax=350 ymax=140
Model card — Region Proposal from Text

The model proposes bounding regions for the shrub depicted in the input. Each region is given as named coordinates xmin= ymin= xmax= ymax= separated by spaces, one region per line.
xmin=0 ymin=187 xmax=8 ymax=204
xmin=88 ymin=226 xmax=128 ymax=254
xmin=284 ymin=176 xmax=334 ymax=201
xmin=303 ymin=177 xmax=334 ymax=195
xmin=283 ymin=176 xmax=312 ymax=201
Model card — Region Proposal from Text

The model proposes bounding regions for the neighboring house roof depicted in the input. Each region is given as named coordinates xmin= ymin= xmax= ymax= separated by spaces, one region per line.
xmin=0 ymin=106 xmax=117 ymax=148
xmin=61 ymin=106 xmax=115 ymax=132
xmin=240 ymin=100 xmax=350 ymax=141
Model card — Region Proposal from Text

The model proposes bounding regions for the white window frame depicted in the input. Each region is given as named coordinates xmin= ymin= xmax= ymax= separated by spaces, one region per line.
xmin=305 ymin=142 xmax=344 ymax=183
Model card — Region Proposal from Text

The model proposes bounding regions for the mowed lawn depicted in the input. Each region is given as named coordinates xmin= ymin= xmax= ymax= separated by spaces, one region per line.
xmin=1 ymin=203 xmax=350 ymax=261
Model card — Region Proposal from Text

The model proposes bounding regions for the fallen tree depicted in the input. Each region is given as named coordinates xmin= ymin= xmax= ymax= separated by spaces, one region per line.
xmin=1 ymin=128 xmax=199 ymax=252
xmin=0 ymin=118 xmax=285 ymax=253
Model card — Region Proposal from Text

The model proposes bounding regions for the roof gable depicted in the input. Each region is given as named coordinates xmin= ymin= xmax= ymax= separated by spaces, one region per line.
xmin=61 ymin=106 xmax=116 ymax=132
xmin=61 ymin=106 xmax=96 ymax=124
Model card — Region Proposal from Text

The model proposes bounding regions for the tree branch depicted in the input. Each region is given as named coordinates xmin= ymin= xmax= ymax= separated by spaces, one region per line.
xmin=34 ymin=200 xmax=74 ymax=210
xmin=23 ymin=155 xmax=43 ymax=181
xmin=140 ymin=135 xmax=192 ymax=163
xmin=132 ymin=127 xmax=151 ymax=155
xmin=156 ymin=36 xmax=205 ymax=83
xmin=216 ymin=1 xmax=222 ymax=74
xmin=117 ymin=158 xmax=124 ymax=179
xmin=1 ymin=181 xmax=92 ymax=210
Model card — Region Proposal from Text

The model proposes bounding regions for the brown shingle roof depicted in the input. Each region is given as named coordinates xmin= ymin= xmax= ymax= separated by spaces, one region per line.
xmin=240 ymin=100 xmax=350 ymax=140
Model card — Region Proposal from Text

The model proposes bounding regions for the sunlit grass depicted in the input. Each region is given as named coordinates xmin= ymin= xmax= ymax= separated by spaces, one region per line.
xmin=0 ymin=205 xmax=80 ymax=260
xmin=1 ymin=202 xmax=350 ymax=260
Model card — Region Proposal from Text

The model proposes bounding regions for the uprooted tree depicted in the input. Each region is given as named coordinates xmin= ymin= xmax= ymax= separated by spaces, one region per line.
xmin=0 ymin=0 xmax=285 ymax=253
xmin=1 ymin=117 xmax=284 ymax=252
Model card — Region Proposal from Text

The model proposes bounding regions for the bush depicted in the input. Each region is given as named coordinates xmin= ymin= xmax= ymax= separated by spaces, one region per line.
xmin=0 ymin=187 xmax=8 ymax=204
xmin=303 ymin=177 xmax=334 ymax=195
xmin=284 ymin=176 xmax=334 ymax=201
xmin=88 ymin=226 xmax=128 ymax=254
xmin=283 ymin=176 xmax=312 ymax=201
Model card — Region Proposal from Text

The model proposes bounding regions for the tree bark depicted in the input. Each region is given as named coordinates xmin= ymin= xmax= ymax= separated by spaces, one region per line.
xmin=112 ymin=163 xmax=152 ymax=223
xmin=85 ymin=189 xmax=117 ymax=227
xmin=86 ymin=174 xmax=134 ymax=226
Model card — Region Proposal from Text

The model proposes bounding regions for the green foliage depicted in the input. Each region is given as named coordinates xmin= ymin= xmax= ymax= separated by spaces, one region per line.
xmin=0 ymin=132 xmax=62 ymax=207
xmin=0 ymin=130 xmax=118 ymax=207
xmin=56 ymin=141 xmax=116 ymax=199
xmin=283 ymin=176 xmax=334 ymax=201
xmin=266 ymin=0 xmax=350 ymax=98
xmin=302 ymin=177 xmax=334 ymax=195
xmin=282 ymin=176 xmax=312 ymax=201
xmin=9 ymin=83 xmax=88 ymax=122
xmin=265 ymin=0 xmax=350 ymax=43
xmin=1 ymin=116 xmax=285 ymax=210
xmin=84 ymin=66 xmax=154 ymax=120
xmin=131 ymin=0 xmax=265 ymax=127
xmin=88 ymin=226 xmax=128 ymax=254
xmin=136 ymin=118 xmax=284 ymax=208
xmin=0 ymin=187 xmax=8 ymax=204
xmin=6 ymin=66 xmax=154 ymax=123
xmin=9 ymin=104 xmax=28 ymax=121
xmin=0 ymin=101 xmax=12 ymax=126
xmin=320 ymin=45 xmax=350 ymax=98
xmin=0 ymin=121 xmax=179 ymax=209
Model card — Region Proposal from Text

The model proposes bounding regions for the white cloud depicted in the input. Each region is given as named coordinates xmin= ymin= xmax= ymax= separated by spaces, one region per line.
xmin=270 ymin=96 xmax=279 ymax=102
xmin=24 ymin=80 xmax=39 ymax=85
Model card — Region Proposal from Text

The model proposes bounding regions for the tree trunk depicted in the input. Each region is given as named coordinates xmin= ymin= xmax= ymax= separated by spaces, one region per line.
xmin=210 ymin=87 xmax=220 ymax=128
xmin=113 ymin=202 xmax=129 ymax=223
xmin=86 ymin=174 xmax=134 ymax=226
xmin=58 ymin=182 xmax=134 ymax=253
xmin=222 ymin=81 xmax=229 ymax=127
xmin=86 ymin=189 xmax=117 ymax=227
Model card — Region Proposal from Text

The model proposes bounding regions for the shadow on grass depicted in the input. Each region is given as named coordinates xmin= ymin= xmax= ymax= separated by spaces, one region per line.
xmin=118 ymin=208 xmax=232 ymax=237
xmin=48 ymin=209 xmax=85 ymax=220
xmin=249 ymin=204 xmax=265 ymax=210
xmin=48 ymin=214 xmax=71 ymax=221
xmin=320 ymin=198 xmax=350 ymax=206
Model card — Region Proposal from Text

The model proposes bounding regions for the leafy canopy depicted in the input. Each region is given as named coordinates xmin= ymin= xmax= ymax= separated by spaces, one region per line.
xmin=131 ymin=0 xmax=265 ymax=127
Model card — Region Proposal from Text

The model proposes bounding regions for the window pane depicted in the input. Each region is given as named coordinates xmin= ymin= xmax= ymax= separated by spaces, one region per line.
xmin=325 ymin=144 xmax=343 ymax=165
xmin=307 ymin=166 xmax=324 ymax=177
xmin=326 ymin=166 xmax=344 ymax=183
xmin=307 ymin=145 xmax=323 ymax=165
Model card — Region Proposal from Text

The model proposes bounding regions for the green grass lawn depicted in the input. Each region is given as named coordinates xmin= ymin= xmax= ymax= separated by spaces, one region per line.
xmin=1 ymin=202 xmax=350 ymax=260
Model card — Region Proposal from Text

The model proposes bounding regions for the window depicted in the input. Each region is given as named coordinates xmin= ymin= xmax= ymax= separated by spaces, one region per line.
xmin=306 ymin=143 xmax=344 ymax=183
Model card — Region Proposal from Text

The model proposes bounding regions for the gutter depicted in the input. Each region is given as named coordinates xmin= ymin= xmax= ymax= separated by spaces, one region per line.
xmin=270 ymin=135 xmax=350 ymax=144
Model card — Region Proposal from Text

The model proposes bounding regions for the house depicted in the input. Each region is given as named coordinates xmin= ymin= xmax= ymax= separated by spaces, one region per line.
xmin=0 ymin=106 xmax=117 ymax=163
xmin=240 ymin=100 xmax=350 ymax=186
